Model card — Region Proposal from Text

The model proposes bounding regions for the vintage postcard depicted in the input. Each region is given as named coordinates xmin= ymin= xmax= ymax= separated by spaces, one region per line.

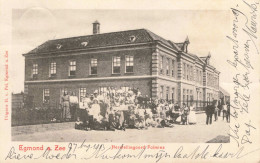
xmin=0 ymin=0 xmax=259 ymax=162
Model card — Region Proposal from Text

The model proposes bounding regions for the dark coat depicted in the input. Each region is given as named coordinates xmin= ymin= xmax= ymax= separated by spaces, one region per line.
xmin=206 ymin=105 xmax=215 ymax=115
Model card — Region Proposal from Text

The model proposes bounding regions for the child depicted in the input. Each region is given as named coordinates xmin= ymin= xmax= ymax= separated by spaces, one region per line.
xmin=75 ymin=117 xmax=84 ymax=130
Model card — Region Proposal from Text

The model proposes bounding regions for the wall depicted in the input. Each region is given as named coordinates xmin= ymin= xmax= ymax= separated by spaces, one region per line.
xmin=24 ymin=48 xmax=152 ymax=81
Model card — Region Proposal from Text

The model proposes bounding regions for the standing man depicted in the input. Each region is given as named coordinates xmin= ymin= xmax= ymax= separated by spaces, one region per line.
xmin=226 ymin=101 xmax=230 ymax=123
xmin=69 ymin=91 xmax=79 ymax=121
xmin=214 ymin=100 xmax=219 ymax=121
xmin=206 ymin=101 xmax=215 ymax=125
xmin=61 ymin=91 xmax=71 ymax=121
xmin=217 ymin=99 xmax=222 ymax=117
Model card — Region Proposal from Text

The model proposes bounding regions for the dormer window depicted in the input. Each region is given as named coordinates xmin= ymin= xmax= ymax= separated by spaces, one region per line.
xmin=81 ymin=42 xmax=88 ymax=47
xmin=56 ymin=44 xmax=62 ymax=49
xmin=129 ymin=36 xmax=136 ymax=42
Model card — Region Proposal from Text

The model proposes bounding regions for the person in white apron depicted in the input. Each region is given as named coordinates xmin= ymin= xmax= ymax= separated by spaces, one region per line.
xmin=222 ymin=102 xmax=228 ymax=122
xmin=61 ymin=92 xmax=71 ymax=121
xmin=188 ymin=103 xmax=197 ymax=124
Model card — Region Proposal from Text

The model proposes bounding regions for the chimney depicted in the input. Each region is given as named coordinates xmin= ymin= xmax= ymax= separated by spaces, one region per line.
xmin=93 ymin=20 xmax=100 ymax=35
xmin=183 ymin=36 xmax=190 ymax=53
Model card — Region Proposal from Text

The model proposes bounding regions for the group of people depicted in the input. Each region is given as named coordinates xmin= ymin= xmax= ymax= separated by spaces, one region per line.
xmin=60 ymin=87 xmax=198 ymax=131
xmin=205 ymin=99 xmax=230 ymax=125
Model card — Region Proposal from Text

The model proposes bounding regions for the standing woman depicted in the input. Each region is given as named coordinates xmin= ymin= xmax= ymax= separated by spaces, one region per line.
xmin=181 ymin=103 xmax=189 ymax=125
xmin=188 ymin=102 xmax=197 ymax=125
xmin=69 ymin=91 xmax=79 ymax=121
xmin=61 ymin=91 xmax=71 ymax=121
xmin=222 ymin=102 xmax=227 ymax=122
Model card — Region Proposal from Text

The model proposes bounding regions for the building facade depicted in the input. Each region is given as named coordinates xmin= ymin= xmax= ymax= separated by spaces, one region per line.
xmin=23 ymin=21 xmax=220 ymax=108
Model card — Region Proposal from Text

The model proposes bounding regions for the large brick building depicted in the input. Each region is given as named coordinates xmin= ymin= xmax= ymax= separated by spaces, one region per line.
xmin=23 ymin=21 xmax=220 ymax=108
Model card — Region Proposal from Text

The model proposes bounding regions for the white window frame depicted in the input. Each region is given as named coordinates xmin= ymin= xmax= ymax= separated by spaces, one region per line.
xmin=90 ymin=58 xmax=98 ymax=75
xmin=43 ymin=88 xmax=50 ymax=103
xmin=183 ymin=63 xmax=186 ymax=79
xmin=69 ymin=60 xmax=76 ymax=76
xmin=112 ymin=56 xmax=121 ymax=74
xmin=166 ymin=86 xmax=169 ymax=100
xmin=32 ymin=63 xmax=38 ymax=75
xmin=79 ymin=88 xmax=87 ymax=102
xmin=125 ymin=55 xmax=134 ymax=73
xmin=49 ymin=62 xmax=56 ymax=76
xmin=159 ymin=56 xmax=163 ymax=74
xmin=171 ymin=59 xmax=175 ymax=77
xmin=160 ymin=86 xmax=164 ymax=99
xmin=166 ymin=58 xmax=169 ymax=75
xmin=172 ymin=88 xmax=175 ymax=102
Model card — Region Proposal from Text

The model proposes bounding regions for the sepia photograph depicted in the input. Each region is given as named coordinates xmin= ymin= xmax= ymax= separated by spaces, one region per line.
xmin=10 ymin=9 xmax=232 ymax=143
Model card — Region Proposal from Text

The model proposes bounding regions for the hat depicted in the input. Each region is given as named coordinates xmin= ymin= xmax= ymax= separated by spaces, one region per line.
xmin=94 ymin=90 xmax=98 ymax=94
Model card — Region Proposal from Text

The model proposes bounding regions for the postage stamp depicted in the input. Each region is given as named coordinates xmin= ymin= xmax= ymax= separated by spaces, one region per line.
xmin=0 ymin=0 xmax=259 ymax=162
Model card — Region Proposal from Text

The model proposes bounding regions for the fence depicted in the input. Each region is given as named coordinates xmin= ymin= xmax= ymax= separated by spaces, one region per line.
xmin=177 ymin=100 xmax=213 ymax=111
xmin=11 ymin=103 xmax=62 ymax=126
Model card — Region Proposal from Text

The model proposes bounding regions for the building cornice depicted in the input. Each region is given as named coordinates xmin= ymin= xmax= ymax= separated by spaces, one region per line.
xmin=23 ymin=42 xmax=154 ymax=58
xmin=25 ymin=75 xmax=155 ymax=84
xmin=25 ymin=44 xmax=154 ymax=60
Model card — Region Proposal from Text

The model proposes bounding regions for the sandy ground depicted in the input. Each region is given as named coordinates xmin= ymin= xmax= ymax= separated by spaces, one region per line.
xmin=12 ymin=113 xmax=230 ymax=143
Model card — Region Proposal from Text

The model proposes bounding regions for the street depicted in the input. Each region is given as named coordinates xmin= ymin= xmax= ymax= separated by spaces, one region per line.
xmin=12 ymin=113 xmax=230 ymax=143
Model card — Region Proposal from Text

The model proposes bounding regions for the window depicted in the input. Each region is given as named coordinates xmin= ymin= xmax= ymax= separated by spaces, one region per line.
xmin=183 ymin=63 xmax=186 ymax=79
xmin=200 ymin=71 xmax=203 ymax=84
xmin=187 ymin=89 xmax=189 ymax=105
xmin=183 ymin=89 xmax=186 ymax=102
xmin=90 ymin=58 xmax=97 ymax=75
xmin=81 ymin=42 xmax=88 ymax=47
xmin=160 ymin=86 xmax=164 ymax=99
xmin=172 ymin=88 xmax=175 ymax=102
xmin=32 ymin=63 xmax=38 ymax=78
xmin=159 ymin=56 xmax=163 ymax=74
xmin=190 ymin=90 xmax=193 ymax=102
xmin=99 ymin=87 xmax=110 ymax=95
xmin=69 ymin=60 xmax=76 ymax=76
xmin=125 ymin=55 xmax=134 ymax=73
xmin=187 ymin=65 xmax=189 ymax=79
xmin=79 ymin=88 xmax=87 ymax=102
xmin=49 ymin=62 xmax=56 ymax=76
xmin=166 ymin=58 xmax=169 ymax=75
xmin=129 ymin=36 xmax=136 ymax=42
xmin=112 ymin=56 xmax=121 ymax=74
xmin=172 ymin=60 xmax=175 ymax=77
xmin=190 ymin=66 xmax=193 ymax=80
xmin=166 ymin=87 xmax=169 ymax=101
xmin=196 ymin=69 xmax=199 ymax=83
xmin=43 ymin=89 xmax=50 ymax=103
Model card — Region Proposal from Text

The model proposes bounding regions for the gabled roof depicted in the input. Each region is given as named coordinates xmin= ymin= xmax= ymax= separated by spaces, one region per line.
xmin=25 ymin=29 xmax=178 ymax=55
xmin=26 ymin=29 xmax=152 ymax=55
xmin=219 ymin=86 xmax=230 ymax=96
xmin=23 ymin=28 xmax=217 ymax=71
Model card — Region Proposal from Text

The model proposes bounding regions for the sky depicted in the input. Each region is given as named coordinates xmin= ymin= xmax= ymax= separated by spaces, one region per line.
xmin=11 ymin=9 xmax=231 ymax=93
